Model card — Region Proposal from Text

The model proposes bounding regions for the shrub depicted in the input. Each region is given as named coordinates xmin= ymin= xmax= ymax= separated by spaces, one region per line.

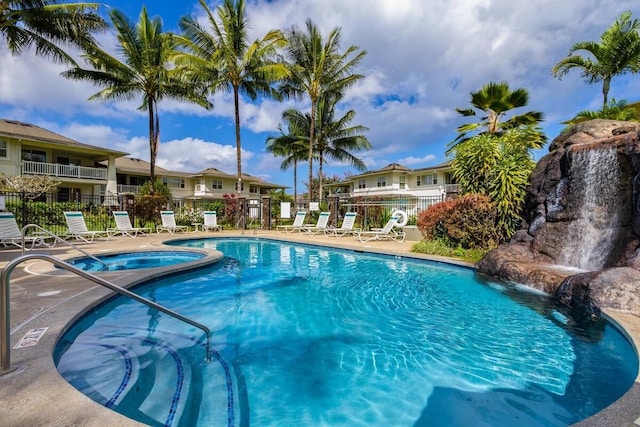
xmin=417 ymin=194 xmax=502 ymax=250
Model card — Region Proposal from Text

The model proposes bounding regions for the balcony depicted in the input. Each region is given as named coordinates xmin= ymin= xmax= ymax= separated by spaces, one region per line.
xmin=117 ymin=184 xmax=141 ymax=194
xmin=22 ymin=161 xmax=107 ymax=181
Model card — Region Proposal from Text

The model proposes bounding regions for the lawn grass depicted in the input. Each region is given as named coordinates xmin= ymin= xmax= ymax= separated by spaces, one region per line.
xmin=411 ymin=238 xmax=487 ymax=263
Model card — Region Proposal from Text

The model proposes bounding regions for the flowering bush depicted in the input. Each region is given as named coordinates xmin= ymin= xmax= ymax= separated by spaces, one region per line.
xmin=417 ymin=194 xmax=502 ymax=250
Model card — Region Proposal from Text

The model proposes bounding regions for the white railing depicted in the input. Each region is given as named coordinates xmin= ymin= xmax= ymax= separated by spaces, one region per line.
xmin=117 ymin=184 xmax=141 ymax=194
xmin=21 ymin=161 xmax=107 ymax=181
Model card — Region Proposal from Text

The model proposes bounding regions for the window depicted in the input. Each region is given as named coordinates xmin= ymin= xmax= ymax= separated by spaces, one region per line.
xmin=56 ymin=156 xmax=81 ymax=165
xmin=22 ymin=149 xmax=46 ymax=163
xmin=377 ymin=176 xmax=386 ymax=187
xmin=0 ymin=141 xmax=7 ymax=158
xmin=417 ymin=173 xmax=438 ymax=186
xmin=249 ymin=185 xmax=258 ymax=193
xmin=358 ymin=179 xmax=366 ymax=189
xmin=163 ymin=177 xmax=185 ymax=189
xmin=399 ymin=176 xmax=406 ymax=189
xmin=211 ymin=179 xmax=223 ymax=190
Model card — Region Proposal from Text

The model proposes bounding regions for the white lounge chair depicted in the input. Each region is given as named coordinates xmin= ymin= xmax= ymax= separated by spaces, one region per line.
xmin=63 ymin=211 xmax=109 ymax=242
xmin=276 ymin=211 xmax=307 ymax=233
xmin=326 ymin=212 xmax=360 ymax=237
xmin=156 ymin=211 xmax=189 ymax=234
xmin=108 ymin=211 xmax=151 ymax=238
xmin=300 ymin=212 xmax=330 ymax=234
xmin=355 ymin=216 xmax=406 ymax=242
xmin=203 ymin=211 xmax=222 ymax=232
xmin=0 ymin=212 xmax=51 ymax=249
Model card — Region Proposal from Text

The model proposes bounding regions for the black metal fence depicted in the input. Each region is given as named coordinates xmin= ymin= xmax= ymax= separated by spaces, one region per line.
xmin=2 ymin=191 xmax=445 ymax=235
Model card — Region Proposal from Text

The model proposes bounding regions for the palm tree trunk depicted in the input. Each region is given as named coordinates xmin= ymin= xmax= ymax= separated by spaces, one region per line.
xmin=602 ymin=77 xmax=611 ymax=108
xmin=318 ymin=155 xmax=324 ymax=204
xmin=308 ymin=98 xmax=316 ymax=202
xmin=148 ymin=97 xmax=157 ymax=195
xmin=233 ymin=85 xmax=243 ymax=229
xmin=293 ymin=159 xmax=298 ymax=206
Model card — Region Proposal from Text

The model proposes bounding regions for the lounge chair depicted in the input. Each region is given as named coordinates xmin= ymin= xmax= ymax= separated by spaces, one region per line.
xmin=276 ymin=211 xmax=307 ymax=233
xmin=63 ymin=211 xmax=109 ymax=243
xmin=156 ymin=211 xmax=189 ymax=234
xmin=325 ymin=212 xmax=360 ymax=237
xmin=203 ymin=211 xmax=222 ymax=232
xmin=300 ymin=212 xmax=330 ymax=234
xmin=355 ymin=216 xmax=406 ymax=242
xmin=108 ymin=211 xmax=151 ymax=238
xmin=0 ymin=212 xmax=52 ymax=249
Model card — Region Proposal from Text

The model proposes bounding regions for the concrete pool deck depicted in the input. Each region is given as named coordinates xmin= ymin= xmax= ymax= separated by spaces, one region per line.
xmin=0 ymin=230 xmax=639 ymax=426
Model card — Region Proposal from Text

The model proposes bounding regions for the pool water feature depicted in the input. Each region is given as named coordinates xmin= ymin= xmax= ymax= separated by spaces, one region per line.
xmin=65 ymin=250 xmax=205 ymax=271
xmin=54 ymin=239 xmax=638 ymax=426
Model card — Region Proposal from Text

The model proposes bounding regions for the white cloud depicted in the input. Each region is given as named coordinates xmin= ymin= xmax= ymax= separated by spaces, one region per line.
xmin=0 ymin=0 xmax=637 ymax=190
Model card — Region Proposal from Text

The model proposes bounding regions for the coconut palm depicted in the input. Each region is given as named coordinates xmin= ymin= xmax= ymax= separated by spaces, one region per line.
xmin=314 ymin=94 xmax=370 ymax=201
xmin=280 ymin=19 xmax=366 ymax=202
xmin=266 ymin=114 xmax=308 ymax=204
xmin=552 ymin=11 xmax=640 ymax=108
xmin=1 ymin=0 xmax=107 ymax=64
xmin=177 ymin=0 xmax=288 ymax=198
xmin=450 ymin=81 xmax=545 ymax=150
xmin=63 ymin=7 xmax=211 ymax=194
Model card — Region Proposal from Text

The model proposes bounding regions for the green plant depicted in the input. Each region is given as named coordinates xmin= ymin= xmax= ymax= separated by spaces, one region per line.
xmin=417 ymin=194 xmax=501 ymax=250
xmin=411 ymin=238 xmax=487 ymax=263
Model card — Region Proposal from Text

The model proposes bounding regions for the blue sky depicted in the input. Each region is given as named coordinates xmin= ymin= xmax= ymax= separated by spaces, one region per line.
xmin=1 ymin=0 xmax=639 ymax=192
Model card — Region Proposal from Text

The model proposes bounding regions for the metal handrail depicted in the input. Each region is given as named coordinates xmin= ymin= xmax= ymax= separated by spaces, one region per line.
xmin=21 ymin=224 xmax=108 ymax=268
xmin=1 ymin=254 xmax=212 ymax=375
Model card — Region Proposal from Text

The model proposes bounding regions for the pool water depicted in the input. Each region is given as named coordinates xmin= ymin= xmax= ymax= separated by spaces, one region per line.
xmin=54 ymin=239 xmax=638 ymax=426
xmin=65 ymin=250 xmax=205 ymax=271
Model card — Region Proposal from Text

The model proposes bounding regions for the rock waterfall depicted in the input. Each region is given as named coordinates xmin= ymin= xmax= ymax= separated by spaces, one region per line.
xmin=476 ymin=120 xmax=640 ymax=318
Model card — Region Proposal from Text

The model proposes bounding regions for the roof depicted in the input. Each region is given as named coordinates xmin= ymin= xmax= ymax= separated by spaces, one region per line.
xmin=0 ymin=119 xmax=128 ymax=158
xmin=337 ymin=160 xmax=453 ymax=184
xmin=349 ymin=163 xmax=414 ymax=179
xmin=412 ymin=160 xmax=452 ymax=173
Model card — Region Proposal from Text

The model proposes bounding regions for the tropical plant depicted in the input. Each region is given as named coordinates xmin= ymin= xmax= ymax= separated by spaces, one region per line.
xmin=450 ymin=81 xmax=544 ymax=150
xmin=177 ymin=0 xmax=288 ymax=198
xmin=269 ymin=94 xmax=371 ymax=202
xmin=0 ymin=0 xmax=107 ymax=64
xmin=63 ymin=6 xmax=211 ymax=194
xmin=552 ymin=11 xmax=640 ymax=108
xmin=450 ymin=128 xmax=541 ymax=238
xmin=281 ymin=19 xmax=367 ymax=202
xmin=563 ymin=98 xmax=640 ymax=125
xmin=416 ymin=193 xmax=501 ymax=250
xmin=314 ymin=94 xmax=371 ymax=201
xmin=266 ymin=110 xmax=309 ymax=203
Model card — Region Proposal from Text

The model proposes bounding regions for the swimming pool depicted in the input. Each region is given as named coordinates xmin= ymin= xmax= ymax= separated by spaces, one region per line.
xmin=65 ymin=250 xmax=206 ymax=271
xmin=54 ymin=239 xmax=638 ymax=426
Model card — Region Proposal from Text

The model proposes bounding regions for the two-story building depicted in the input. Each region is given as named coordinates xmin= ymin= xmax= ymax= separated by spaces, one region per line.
xmin=0 ymin=119 xmax=125 ymax=202
xmin=0 ymin=119 xmax=285 ymax=205
xmin=340 ymin=161 xmax=458 ymax=198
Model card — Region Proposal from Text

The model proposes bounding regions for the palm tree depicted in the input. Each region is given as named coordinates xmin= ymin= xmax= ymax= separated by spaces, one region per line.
xmin=266 ymin=114 xmax=308 ymax=204
xmin=552 ymin=11 xmax=640 ymax=108
xmin=314 ymin=95 xmax=370 ymax=201
xmin=63 ymin=7 xmax=211 ymax=194
xmin=281 ymin=19 xmax=366 ymax=202
xmin=177 ymin=0 xmax=288 ymax=199
xmin=1 ymin=0 xmax=107 ymax=64
xmin=450 ymin=81 xmax=545 ymax=150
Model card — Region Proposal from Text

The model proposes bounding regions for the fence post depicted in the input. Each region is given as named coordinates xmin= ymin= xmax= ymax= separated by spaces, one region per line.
xmin=261 ymin=196 xmax=271 ymax=230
